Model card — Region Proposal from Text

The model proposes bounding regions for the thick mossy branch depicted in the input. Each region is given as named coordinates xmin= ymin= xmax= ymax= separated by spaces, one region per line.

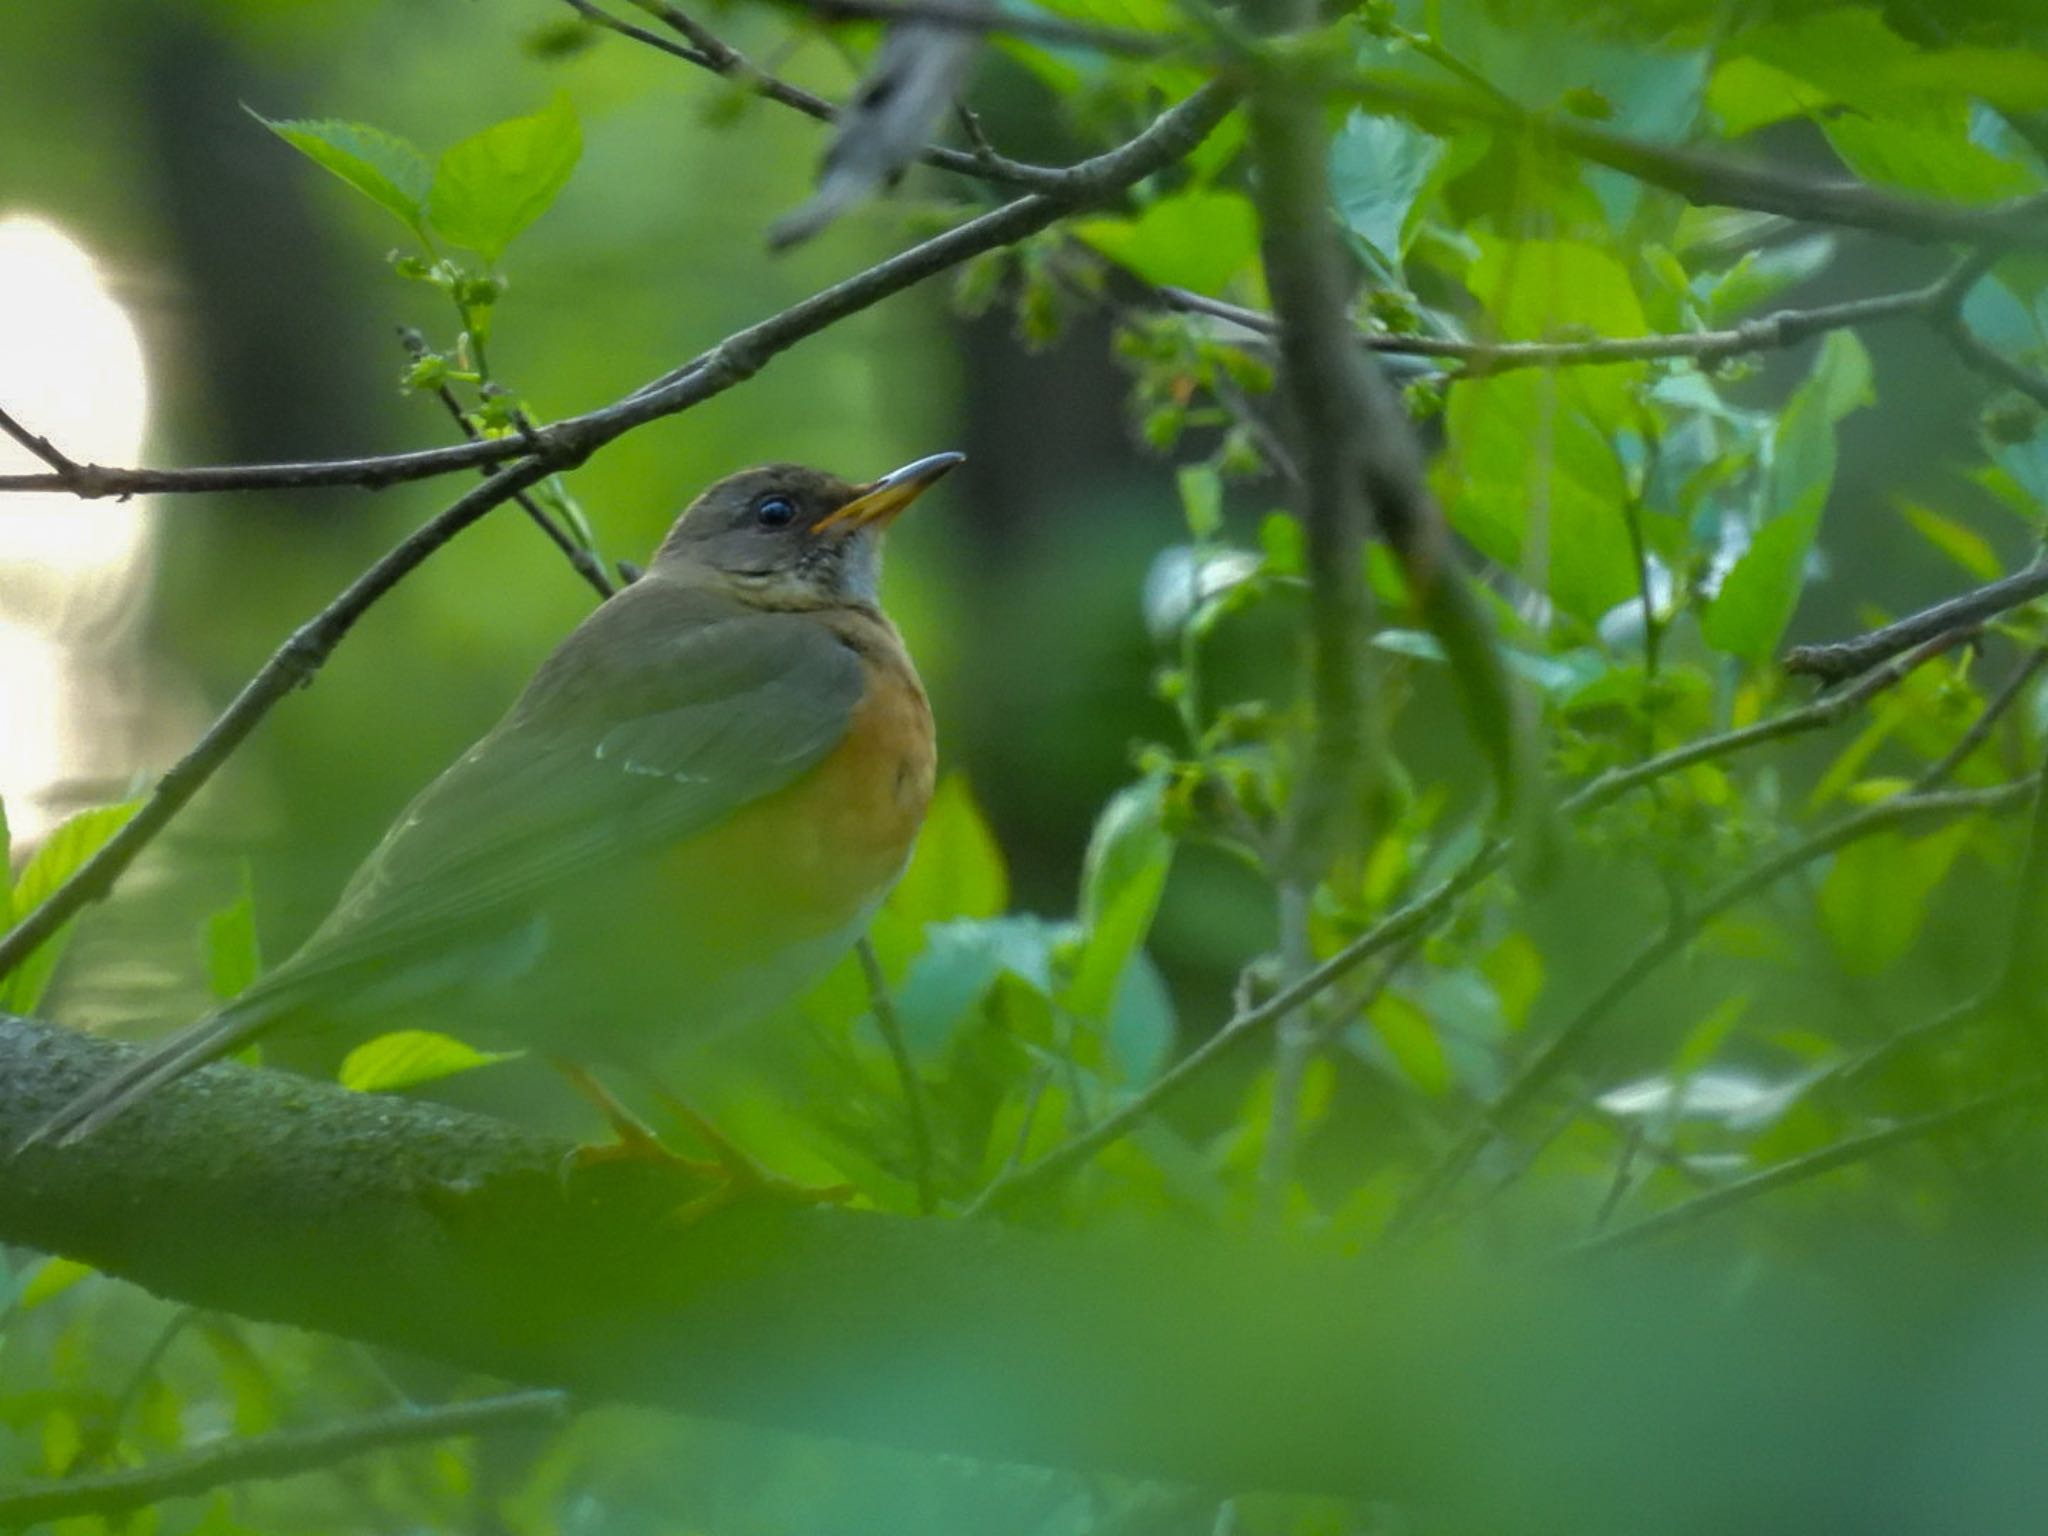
xmin=0 ymin=1014 xmax=1404 ymax=1495
xmin=0 ymin=1012 xmax=2031 ymax=1527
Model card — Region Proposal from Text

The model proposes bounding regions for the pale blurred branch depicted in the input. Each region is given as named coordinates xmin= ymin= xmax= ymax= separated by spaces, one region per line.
xmin=0 ymin=1390 xmax=569 ymax=1527
xmin=562 ymin=0 xmax=1071 ymax=191
xmin=0 ymin=402 xmax=80 ymax=475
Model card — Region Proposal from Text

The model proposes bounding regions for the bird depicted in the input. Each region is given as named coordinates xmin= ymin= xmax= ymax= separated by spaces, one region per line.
xmin=26 ymin=452 xmax=962 ymax=1169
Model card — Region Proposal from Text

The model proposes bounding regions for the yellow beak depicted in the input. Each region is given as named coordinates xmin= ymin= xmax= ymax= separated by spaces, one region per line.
xmin=816 ymin=452 xmax=965 ymax=532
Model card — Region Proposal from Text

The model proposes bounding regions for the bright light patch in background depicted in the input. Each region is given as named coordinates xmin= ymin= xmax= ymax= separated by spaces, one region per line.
xmin=0 ymin=214 xmax=154 ymax=843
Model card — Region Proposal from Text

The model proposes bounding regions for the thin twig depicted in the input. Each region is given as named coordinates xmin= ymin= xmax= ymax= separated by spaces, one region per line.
xmin=1571 ymin=627 xmax=1973 ymax=816
xmin=0 ymin=1391 xmax=568 ymax=1527
xmin=0 ymin=402 xmax=78 ymax=474
xmin=400 ymin=330 xmax=616 ymax=601
xmin=1784 ymin=565 xmax=2048 ymax=681
xmin=1916 ymin=643 xmax=2048 ymax=791
xmin=1571 ymin=1084 xmax=2045 ymax=1257
xmin=1256 ymin=881 xmax=1318 ymax=1218
xmin=0 ymin=85 xmax=1239 ymax=984
xmin=1934 ymin=308 xmax=2048 ymax=409
xmin=1385 ymin=781 xmax=2034 ymax=1241
xmin=1588 ymin=1121 xmax=1644 ymax=1232
xmin=966 ymin=844 xmax=1498 ymax=1216
xmin=1158 ymin=277 xmax=1947 ymax=374
xmin=856 ymin=936 xmax=936 ymax=1214
xmin=64 ymin=1308 xmax=198 ymax=1475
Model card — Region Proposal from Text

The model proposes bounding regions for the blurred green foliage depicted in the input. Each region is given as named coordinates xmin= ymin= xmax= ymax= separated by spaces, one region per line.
xmin=12 ymin=0 xmax=2048 ymax=1530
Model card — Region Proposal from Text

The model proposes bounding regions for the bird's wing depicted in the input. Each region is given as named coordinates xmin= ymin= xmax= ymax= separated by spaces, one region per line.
xmin=279 ymin=582 xmax=867 ymax=989
xmin=23 ymin=581 xmax=867 ymax=1150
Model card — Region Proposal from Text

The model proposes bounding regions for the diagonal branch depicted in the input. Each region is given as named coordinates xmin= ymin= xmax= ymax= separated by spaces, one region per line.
xmin=0 ymin=458 xmax=555 ymax=986
xmin=0 ymin=1391 xmax=569 ymax=1527
xmin=0 ymin=402 xmax=80 ymax=474
xmin=1783 ymin=562 xmax=2048 ymax=682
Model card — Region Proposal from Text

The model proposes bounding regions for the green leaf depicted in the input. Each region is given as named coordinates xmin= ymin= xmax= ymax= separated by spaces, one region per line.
xmin=0 ymin=800 xmax=142 ymax=1015
xmin=338 ymin=1030 xmax=520 ymax=1093
xmin=1365 ymin=990 xmax=1450 ymax=1096
xmin=893 ymin=915 xmax=1059 ymax=1059
xmin=1822 ymin=106 xmax=2038 ymax=204
xmin=17 ymin=1255 xmax=94 ymax=1310
xmin=888 ymin=772 xmax=1007 ymax=933
xmin=1066 ymin=777 xmax=1174 ymax=1021
xmin=1329 ymin=109 xmax=1444 ymax=262
xmin=428 ymin=94 xmax=583 ymax=262
xmin=1771 ymin=330 xmax=1872 ymax=521
xmin=1439 ymin=370 xmax=1639 ymax=624
xmin=1702 ymin=510 xmax=1819 ymax=664
xmin=1819 ymin=823 xmax=1971 ymax=975
xmin=1177 ymin=464 xmax=1223 ymax=542
xmin=1901 ymin=501 xmax=2002 ymax=581
xmin=1704 ymin=332 xmax=1872 ymax=661
xmin=253 ymin=114 xmax=433 ymax=239
xmin=204 ymin=865 xmax=263 ymax=1002
xmin=1073 ymin=190 xmax=1259 ymax=298
xmin=1108 ymin=953 xmax=1175 ymax=1086
xmin=1704 ymin=235 xmax=1837 ymax=322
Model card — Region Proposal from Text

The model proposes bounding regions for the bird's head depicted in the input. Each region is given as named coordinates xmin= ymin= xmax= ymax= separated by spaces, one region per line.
xmin=652 ymin=452 xmax=964 ymax=607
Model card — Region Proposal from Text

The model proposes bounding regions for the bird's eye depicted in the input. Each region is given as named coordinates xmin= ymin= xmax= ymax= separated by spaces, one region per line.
xmin=754 ymin=495 xmax=798 ymax=528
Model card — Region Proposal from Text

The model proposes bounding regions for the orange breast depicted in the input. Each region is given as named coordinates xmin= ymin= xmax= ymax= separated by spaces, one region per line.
xmin=656 ymin=614 xmax=935 ymax=965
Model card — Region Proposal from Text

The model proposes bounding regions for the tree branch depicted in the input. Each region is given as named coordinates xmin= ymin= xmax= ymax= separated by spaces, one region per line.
xmin=576 ymin=0 xmax=1075 ymax=191
xmin=1350 ymin=68 xmax=2048 ymax=249
xmin=5 ymin=1009 xmax=2015 ymax=1522
xmin=0 ymin=83 xmax=1238 ymax=986
xmin=1569 ymin=628 xmax=1974 ymax=817
xmin=399 ymin=329 xmax=616 ymax=600
xmin=0 ymin=1391 xmax=568 ymax=1527
xmin=1387 ymin=781 xmax=2034 ymax=1239
xmin=1157 ymin=270 xmax=1958 ymax=375
xmin=0 ymin=83 xmax=1238 ymax=501
xmin=1571 ymin=1084 xmax=2044 ymax=1258
xmin=1783 ymin=562 xmax=2048 ymax=682
xmin=0 ymin=457 xmax=556 ymax=987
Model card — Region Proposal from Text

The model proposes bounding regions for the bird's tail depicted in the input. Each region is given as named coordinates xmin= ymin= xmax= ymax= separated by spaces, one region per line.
xmin=20 ymin=996 xmax=287 ymax=1151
